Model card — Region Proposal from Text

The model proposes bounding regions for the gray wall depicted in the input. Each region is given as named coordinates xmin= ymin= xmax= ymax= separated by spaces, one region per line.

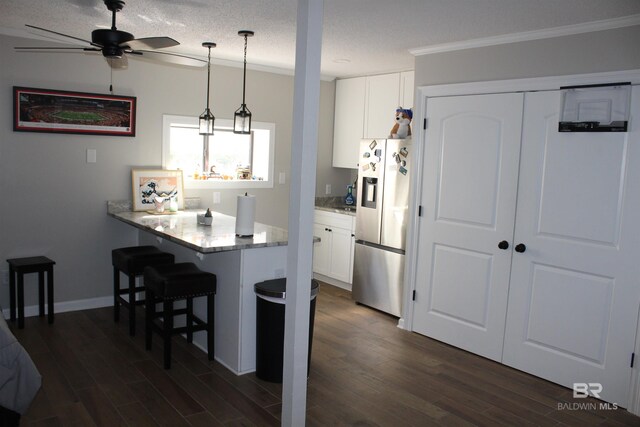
xmin=415 ymin=25 xmax=640 ymax=86
xmin=0 ymin=33 xmax=351 ymax=307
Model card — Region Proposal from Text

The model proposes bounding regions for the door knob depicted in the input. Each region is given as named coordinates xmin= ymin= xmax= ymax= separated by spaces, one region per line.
xmin=498 ymin=240 xmax=509 ymax=250
xmin=515 ymin=243 xmax=526 ymax=253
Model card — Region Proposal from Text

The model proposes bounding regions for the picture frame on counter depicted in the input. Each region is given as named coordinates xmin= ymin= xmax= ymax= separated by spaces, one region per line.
xmin=13 ymin=86 xmax=136 ymax=137
xmin=131 ymin=169 xmax=184 ymax=212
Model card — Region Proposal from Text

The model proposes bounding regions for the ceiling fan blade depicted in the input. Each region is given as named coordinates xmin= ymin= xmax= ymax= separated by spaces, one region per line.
xmin=14 ymin=46 xmax=102 ymax=57
xmin=25 ymin=24 xmax=101 ymax=48
xmin=124 ymin=37 xmax=179 ymax=51
xmin=15 ymin=46 xmax=89 ymax=51
xmin=130 ymin=50 xmax=206 ymax=67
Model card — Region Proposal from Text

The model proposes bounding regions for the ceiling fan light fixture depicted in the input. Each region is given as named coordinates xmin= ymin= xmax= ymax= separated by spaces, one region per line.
xmin=18 ymin=1 xmax=204 ymax=70
xmin=233 ymin=30 xmax=254 ymax=135
xmin=200 ymin=41 xmax=216 ymax=136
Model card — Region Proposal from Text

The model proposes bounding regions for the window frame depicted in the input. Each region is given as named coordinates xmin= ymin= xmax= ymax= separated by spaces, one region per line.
xmin=162 ymin=114 xmax=275 ymax=189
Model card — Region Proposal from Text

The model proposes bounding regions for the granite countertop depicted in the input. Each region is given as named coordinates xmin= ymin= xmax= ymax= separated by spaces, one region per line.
xmin=315 ymin=196 xmax=357 ymax=216
xmin=108 ymin=208 xmax=288 ymax=254
xmin=315 ymin=205 xmax=356 ymax=216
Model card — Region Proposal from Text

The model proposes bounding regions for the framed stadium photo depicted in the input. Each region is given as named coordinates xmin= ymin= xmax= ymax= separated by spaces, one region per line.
xmin=131 ymin=169 xmax=184 ymax=212
xmin=13 ymin=87 xmax=136 ymax=137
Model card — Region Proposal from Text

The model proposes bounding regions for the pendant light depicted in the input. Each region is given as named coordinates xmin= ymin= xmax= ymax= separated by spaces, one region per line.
xmin=234 ymin=30 xmax=254 ymax=134
xmin=199 ymin=41 xmax=216 ymax=135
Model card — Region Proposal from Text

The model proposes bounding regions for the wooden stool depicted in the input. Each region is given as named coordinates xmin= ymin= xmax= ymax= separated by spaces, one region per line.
xmin=7 ymin=256 xmax=55 ymax=329
xmin=112 ymin=246 xmax=175 ymax=336
xmin=144 ymin=262 xmax=216 ymax=369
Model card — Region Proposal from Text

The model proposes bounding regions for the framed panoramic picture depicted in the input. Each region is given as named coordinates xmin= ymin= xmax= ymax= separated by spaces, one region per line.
xmin=13 ymin=86 xmax=136 ymax=137
xmin=131 ymin=169 xmax=184 ymax=212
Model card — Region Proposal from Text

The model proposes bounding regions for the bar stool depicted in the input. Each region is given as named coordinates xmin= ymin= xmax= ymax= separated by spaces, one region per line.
xmin=6 ymin=256 xmax=55 ymax=329
xmin=144 ymin=262 xmax=216 ymax=369
xmin=112 ymin=246 xmax=175 ymax=336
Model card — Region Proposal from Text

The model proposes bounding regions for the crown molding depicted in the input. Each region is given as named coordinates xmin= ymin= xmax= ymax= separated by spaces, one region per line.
xmin=419 ymin=69 xmax=640 ymax=97
xmin=410 ymin=14 xmax=640 ymax=56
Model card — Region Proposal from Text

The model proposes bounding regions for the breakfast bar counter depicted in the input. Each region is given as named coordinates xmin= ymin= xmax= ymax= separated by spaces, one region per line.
xmin=108 ymin=209 xmax=289 ymax=253
xmin=107 ymin=202 xmax=289 ymax=375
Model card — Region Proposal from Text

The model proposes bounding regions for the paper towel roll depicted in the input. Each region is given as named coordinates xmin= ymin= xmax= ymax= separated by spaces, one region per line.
xmin=235 ymin=193 xmax=256 ymax=237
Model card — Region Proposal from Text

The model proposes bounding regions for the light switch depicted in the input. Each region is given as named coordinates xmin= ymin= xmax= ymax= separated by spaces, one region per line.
xmin=325 ymin=184 xmax=331 ymax=195
xmin=213 ymin=192 xmax=221 ymax=204
xmin=279 ymin=172 xmax=286 ymax=184
xmin=87 ymin=149 xmax=97 ymax=163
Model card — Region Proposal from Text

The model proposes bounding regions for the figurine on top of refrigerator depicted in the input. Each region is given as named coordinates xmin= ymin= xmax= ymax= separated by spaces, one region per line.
xmin=389 ymin=107 xmax=412 ymax=139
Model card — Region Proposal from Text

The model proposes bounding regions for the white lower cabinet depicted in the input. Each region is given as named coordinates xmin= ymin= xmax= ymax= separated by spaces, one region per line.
xmin=313 ymin=210 xmax=356 ymax=288
xmin=312 ymin=223 xmax=331 ymax=276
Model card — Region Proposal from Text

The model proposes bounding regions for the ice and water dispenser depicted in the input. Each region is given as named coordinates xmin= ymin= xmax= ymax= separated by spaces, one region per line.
xmin=361 ymin=177 xmax=378 ymax=209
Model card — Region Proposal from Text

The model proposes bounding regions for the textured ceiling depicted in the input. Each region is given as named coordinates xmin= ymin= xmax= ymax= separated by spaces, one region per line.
xmin=1 ymin=0 xmax=640 ymax=78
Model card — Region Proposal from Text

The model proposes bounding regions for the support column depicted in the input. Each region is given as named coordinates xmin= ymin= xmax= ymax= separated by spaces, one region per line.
xmin=282 ymin=0 xmax=324 ymax=425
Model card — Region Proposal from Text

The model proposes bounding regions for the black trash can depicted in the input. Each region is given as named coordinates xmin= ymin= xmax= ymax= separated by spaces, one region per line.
xmin=254 ymin=278 xmax=319 ymax=383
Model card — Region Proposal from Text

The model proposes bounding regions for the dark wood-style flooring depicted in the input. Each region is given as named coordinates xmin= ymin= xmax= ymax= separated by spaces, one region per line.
xmin=11 ymin=283 xmax=640 ymax=426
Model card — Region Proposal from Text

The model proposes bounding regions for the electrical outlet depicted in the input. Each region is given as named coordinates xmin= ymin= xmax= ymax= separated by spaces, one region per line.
xmin=1 ymin=270 xmax=9 ymax=286
xmin=279 ymin=172 xmax=286 ymax=185
xmin=213 ymin=192 xmax=221 ymax=204
xmin=86 ymin=148 xmax=97 ymax=163
xmin=325 ymin=184 xmax=331 ymax=195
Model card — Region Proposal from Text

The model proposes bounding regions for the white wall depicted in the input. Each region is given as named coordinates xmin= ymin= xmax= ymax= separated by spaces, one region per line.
xmin=415 ymin=25 xmax=640 ymax=86
xmin=0 ymin=34 xmax=351 ymax=307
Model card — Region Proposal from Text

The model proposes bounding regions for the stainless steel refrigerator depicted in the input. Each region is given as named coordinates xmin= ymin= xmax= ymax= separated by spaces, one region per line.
xmin=352 ymin=138 xmax=412 ymax=317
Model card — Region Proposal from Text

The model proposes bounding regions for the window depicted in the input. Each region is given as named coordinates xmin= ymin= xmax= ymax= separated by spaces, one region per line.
xmin=162 ymin=114 xmax=275 ymax=189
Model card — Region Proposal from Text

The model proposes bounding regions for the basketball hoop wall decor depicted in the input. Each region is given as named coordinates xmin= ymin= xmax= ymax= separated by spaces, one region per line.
xmin=13 ymin=87 xmax=136 ymax=137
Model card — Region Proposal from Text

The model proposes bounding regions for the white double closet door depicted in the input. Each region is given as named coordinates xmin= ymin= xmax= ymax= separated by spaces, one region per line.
xmin=412 ymin=88 xmax=640 ymax=407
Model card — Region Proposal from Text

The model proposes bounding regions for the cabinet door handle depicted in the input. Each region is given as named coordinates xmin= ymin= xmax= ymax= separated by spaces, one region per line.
xmin=498 ymin=240 xmax=509 ymax=250
xmin=515 ymin=243 xmax=526 ymax=253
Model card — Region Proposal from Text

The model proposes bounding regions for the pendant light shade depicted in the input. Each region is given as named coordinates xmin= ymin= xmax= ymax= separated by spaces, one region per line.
xmin=234 ymin=30 xmax=254 ymax=134
xmin=199 ymin=42 xmax=216 ymax=135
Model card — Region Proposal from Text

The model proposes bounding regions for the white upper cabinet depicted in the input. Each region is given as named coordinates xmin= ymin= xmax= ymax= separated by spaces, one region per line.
xmin=400 ymin=71 xmax=415 ymax=109
xmin=332 ymin=71 xmax=414 ymax=169
xmin=332 ymin=77 xmax=366 ymax=169
xmin=364 ymin=73 xmax=400 ymax=139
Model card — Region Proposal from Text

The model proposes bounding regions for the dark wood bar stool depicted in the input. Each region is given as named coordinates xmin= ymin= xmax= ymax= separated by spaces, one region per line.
xmin=6 ymin=256 xmax=55 ymax=329
xmin=112 ymin=246 xmax=175 ymax=336
xmin=144 ymin=262 xmax=216 ymax=369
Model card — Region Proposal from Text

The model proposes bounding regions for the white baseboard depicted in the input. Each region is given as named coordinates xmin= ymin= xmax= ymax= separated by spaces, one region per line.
xmin=1 ymin=295 xmax=113 ymax=319
xmin=313 ymin=273 xmax=352 ymax=291
xmin=190 ymin=337 xmax=254 ymax=376
xmin=397 ymin=318 xmax=406 ymax=330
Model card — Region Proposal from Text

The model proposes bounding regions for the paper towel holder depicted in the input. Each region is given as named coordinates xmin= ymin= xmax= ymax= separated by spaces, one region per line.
xmin=235 ymin=192 xmax=255 ymax=238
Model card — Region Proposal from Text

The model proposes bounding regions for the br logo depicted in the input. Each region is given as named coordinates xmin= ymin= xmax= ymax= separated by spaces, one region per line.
xmin=573 ymin=383 xmax=603 ymax=398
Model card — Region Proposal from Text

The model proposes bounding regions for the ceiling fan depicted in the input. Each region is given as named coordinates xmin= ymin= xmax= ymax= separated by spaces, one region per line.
xmin=15 ymin=0 xmax=205 ymax=68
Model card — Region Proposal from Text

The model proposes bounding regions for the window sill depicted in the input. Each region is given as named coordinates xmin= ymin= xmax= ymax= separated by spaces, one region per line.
xmin=184 ymin=179 xmax=274 ymax=190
